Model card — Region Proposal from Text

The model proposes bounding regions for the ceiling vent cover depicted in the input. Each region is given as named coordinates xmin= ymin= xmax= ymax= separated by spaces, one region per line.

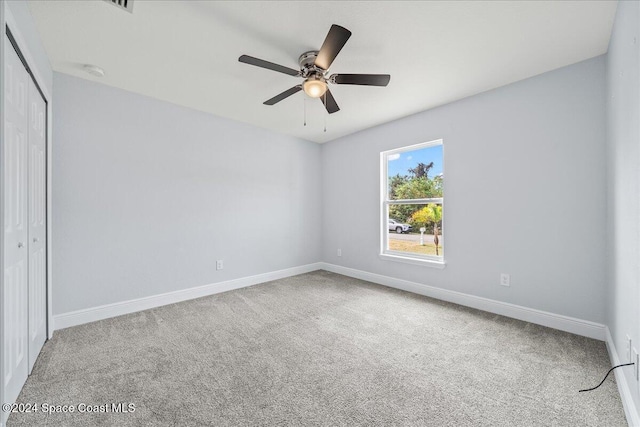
xmin=103 ymin=0 xmax=133 ymax=13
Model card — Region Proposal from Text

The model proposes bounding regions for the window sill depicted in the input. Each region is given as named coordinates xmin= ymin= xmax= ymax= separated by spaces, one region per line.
xmin=379 ymin=253 xmax=446 ymax=269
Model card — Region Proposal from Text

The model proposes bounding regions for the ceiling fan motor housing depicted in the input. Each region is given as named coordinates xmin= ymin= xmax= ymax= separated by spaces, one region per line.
xmin=299 ymin=50 xmax=321 ymax=71
xmin=299 ymin=50 xmax=328 ymax=79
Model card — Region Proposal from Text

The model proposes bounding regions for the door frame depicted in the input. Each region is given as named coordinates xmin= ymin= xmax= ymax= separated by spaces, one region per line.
xmin=1 ymin=4 xmax=53 ymax=425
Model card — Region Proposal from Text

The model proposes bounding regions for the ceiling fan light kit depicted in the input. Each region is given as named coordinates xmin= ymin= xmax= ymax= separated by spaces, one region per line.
xmin=238 ymin=24 xmax=390 ymax=115
xmin=302 ymin=75 xmax=328 ymax=98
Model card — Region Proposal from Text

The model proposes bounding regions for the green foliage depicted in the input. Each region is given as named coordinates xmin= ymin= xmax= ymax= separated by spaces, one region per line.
xmin=388 ymin=174 xmax=408 ymax=200
xmin=389 ymin=205 xmax=415 ymax=224
xmin=388 ymin=164 xmax=442 ymax=201
xmin=409 ymin=204 xmax=442 ymax=231
xmin=430 ymin=204 xmax=442 ymax=223
xmin=387 ymin=161 xmax=443 ymax=226
xmin=410 ymin=206 xmax=433 ymax=228
xmin=395 ymin=176 xmax=441 ymax=199
xmin=432 ymin=174 xmax=443 ymax=197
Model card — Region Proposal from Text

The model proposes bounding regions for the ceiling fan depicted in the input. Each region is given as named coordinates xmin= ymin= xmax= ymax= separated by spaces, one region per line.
xmin=238 ymin=24 xmax=390 ymax=114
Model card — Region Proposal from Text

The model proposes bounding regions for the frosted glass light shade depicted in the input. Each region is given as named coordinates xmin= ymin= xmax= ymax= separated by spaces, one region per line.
xmin=303 ymin=78 xmax=328 ymax=98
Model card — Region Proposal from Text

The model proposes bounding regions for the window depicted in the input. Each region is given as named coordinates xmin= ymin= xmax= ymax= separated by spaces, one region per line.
xmin=381 ymin=140 xmax=444 ymax=265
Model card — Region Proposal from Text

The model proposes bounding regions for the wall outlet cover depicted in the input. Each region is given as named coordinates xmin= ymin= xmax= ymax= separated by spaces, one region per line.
xmin=500 ymin=273 xmax=510 ymax=287
xmin=216 ymin=260 xmax=224 ymax=270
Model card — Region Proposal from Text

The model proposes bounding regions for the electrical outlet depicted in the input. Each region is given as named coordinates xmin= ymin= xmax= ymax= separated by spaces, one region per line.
xmin=633 ymin=348 xmax=639 ymax=381
xmin=627 ymin=335 xmax=632 ymax=362
xmin=216 ymin=260 xmax=224 ymax=270
xmin=500 ymin=273 xmax=510 ymax=287
xmin=337 ymin=249 xmax=342 ymax=257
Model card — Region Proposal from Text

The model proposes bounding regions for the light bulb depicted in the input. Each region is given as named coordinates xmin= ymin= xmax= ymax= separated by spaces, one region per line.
xmin=303 ymin=78 xmax=328 ymax=98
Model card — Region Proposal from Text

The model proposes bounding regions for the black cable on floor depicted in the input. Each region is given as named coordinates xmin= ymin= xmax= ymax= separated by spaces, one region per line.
xmin=579 ymin=363 xmax=634 ymax=392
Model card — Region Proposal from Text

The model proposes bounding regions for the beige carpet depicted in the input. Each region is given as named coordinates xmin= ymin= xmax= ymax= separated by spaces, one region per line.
xmin=7 ymin=271 xmax=627 ymax=426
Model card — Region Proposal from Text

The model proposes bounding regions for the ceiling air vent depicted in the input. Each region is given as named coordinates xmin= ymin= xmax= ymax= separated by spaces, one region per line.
xmin=103 ymin=0 xmax=133 ymax=13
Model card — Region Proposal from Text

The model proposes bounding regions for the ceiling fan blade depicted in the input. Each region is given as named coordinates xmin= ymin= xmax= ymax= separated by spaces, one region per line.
xmin=320 ymin=88 xmax=340 ymax=114
xmin=315 ymin=25 xmax=352 ymax=70
xmin=264 ymin=85 xmax=302 ymax=105
xmin=239 ymin=55 xmax=300 ymax=76
xmin=331 ymin=74 xmax=391 ymax=86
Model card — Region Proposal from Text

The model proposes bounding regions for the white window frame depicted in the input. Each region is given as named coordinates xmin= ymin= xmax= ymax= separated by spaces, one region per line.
xmin=380 ymin=139 xmax=445 ymax=268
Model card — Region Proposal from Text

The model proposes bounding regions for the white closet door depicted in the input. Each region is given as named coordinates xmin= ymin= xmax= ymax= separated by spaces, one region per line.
xmin=3 ymin=35 xmax=30 ymax=405
xmin=27 ymin=78 xmax=46 ymax=371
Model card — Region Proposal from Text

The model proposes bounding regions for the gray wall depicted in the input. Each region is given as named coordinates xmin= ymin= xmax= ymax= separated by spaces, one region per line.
xmin=52 ymin=73 xmax=322 ymax=314
xmin=322 ymin=56 xmax=607 ymax=323
xmin=606 ymin=0 xmax=640 ymax=412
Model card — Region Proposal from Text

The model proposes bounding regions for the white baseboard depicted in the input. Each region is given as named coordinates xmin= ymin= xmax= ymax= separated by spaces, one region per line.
xmin=55 ymin=261 xmax=607 ymax=340
xmin=319 ymin=262 xmax=606 ymax=341
xmin=605 ymin=327 xmax=640 ymax=427
xmin=53 ymin=263 xmax=323 ymax=330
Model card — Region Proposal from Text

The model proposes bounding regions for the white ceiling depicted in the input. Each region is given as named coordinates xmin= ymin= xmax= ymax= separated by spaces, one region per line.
xmin=27 ymin=1 xmax=617 ymax=143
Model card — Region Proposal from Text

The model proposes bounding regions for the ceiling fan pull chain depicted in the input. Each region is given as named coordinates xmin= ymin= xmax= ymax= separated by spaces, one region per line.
xmin=324 ymin=93 xmax=327 ymax=132
xmin=303 ymin=96 xmax=307 ymax=126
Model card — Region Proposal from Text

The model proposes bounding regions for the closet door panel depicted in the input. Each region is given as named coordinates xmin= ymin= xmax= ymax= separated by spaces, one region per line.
xmin=3 ymin=36 xmax=30 ymax=406
xmin=27 ymin=78 xmax=46 ymax=371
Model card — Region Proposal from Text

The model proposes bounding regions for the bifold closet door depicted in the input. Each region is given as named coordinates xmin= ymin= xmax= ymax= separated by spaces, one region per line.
xmin=27 ymin=78 xmax=46 ymax=371
xmin=3 ymin=35 xmax=30 ymax=406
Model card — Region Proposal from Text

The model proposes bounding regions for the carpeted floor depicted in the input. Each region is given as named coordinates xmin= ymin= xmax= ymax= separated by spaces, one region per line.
xmin=7 ymin=271 xmax=627 ymax=426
